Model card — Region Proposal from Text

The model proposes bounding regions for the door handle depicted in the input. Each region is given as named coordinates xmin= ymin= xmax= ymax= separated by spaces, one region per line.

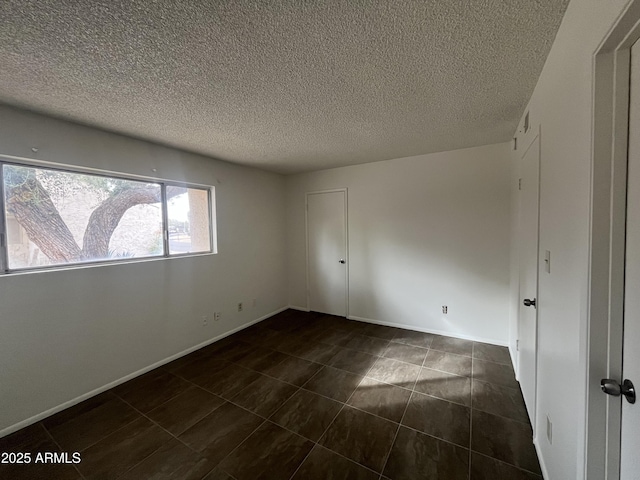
xmin=339 ymin=259 xmax=346 ymax=264
xmin=523 ymin=298 xmax=536 ymax=308
xmin=601 ymin=378 xmax=636 ymax=404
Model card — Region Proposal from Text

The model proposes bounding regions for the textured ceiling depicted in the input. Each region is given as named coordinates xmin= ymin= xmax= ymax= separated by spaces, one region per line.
xmin=0 ymin=1 xmax=569 ymax=174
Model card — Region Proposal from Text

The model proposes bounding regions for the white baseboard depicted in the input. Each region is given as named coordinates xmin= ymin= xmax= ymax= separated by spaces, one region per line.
xmin=533 ymin=436 xmax=549 ymax=480
xmin=509 ymin=344 xmax=519 ymax=380
xmin=347 ymin=314 xmax=509 ymax=347
xmin=288 ymin=305 xmax=310 ymax=312
xmin=0 ymin=305 xmax=288 ymax=439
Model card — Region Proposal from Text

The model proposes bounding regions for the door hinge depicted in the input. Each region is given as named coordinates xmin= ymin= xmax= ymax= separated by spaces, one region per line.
xmin=518 ymin=178 xmax=522 ymax=190
xmin=516 ymin=339 xmax=519 ymax=351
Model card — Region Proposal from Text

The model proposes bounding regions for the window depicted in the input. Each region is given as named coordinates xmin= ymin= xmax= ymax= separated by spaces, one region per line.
xmin=0 ymin=161 xmax=215 ymax=272
xmin=167 ymin=187 xmax=212 ymax=255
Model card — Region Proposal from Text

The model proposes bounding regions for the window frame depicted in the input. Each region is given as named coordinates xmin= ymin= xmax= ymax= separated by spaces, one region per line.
xmin=0 ymin=155 xmax=216 ymax=274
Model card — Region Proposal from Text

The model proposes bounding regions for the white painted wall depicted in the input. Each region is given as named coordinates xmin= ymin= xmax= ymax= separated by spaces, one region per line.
xmin=287 ymin=143 xmax=512 ymax=345
xmin=508 ymin=1 xmax=633 ymax=479
xmin=0 ymin=105 xmax=287 ymax=435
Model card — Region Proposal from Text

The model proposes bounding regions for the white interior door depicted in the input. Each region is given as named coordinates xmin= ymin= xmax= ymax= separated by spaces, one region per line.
xmin=620 ymin=40 xmax=640 ymax=480
xmin=307 ymin=190 xmax=347 ymax=316
xmin=517 ymin=133 xmax=540 ymax=427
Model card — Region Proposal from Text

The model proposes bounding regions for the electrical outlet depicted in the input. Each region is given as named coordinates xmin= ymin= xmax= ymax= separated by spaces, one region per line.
xmin=546 ymin=415 xmax=553 ymax=444
xmin=442 ymin=305 xmax=448 ymax=314
xmin=201 ymin=315 xmax=208 ymax=326
xmin=238 ymin=302 xmax=243 ymax=312
xmin=214 ymin=312 xmax=221 ymax=322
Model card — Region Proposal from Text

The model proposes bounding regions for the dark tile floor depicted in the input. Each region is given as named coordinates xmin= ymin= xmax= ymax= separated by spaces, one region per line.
xmin=0 ymin=309 xmax=542 ymax=480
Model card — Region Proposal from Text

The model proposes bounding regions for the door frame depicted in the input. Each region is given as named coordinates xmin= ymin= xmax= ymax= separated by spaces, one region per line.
xmin=587 ymin=3 xmax=640 ymax=478
xmin=305 ymin=188 xmax=349 ymax=316
xmin=516 ymin=126 xmax=541 ymax=432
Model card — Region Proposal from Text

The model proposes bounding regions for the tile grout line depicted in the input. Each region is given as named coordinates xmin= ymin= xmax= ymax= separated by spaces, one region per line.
xmin=110 ymin=370 xmax=199 ymax=421
xmin=378 ymin=357 xmax=423 ymax=478
xmin=107 ymin=393 xmax=218 ymax=479
xmin=84 ymin=412 xmax=183 ymax=480
xmin=48 ymin=412 xmax=143 ymax=461
xmin=20 ymin=313 xmax=515 ymax=480
xmin=172 ymin=326 xmax=505 ymax=461
xmin=472 ymin=450 xmax=544 ymax=477
xmin=468 ymin=346 xmax=537 ymax=477
xmin=40 ymin=421 xmax=87 ymax=480
xmin=178 ymin=362 xmax=389 ymax=433
xmin=219 ymin=469 xmax=240 ymax=480
xmin=129 ymin=371 xmax=315 ymax=470
xmin=218 ymin=338 xmax=487 ymax=444
xmin=112 ymin=388 xmax=211 ymax=449
xmin=471 ymin=352 xmax=517 ymax=367
xmin=42 ymin=317 xmax=294 ymax=476
xmin=372 ymin=356 xmax=428 ymax=478
xmin=281 ymin=432 xmax=383 ymax=479
xmin=208 ymin=417 xmax=270 ymax=479
xmin=323 ymin=340 xmax=476 ymax=451
xmin=258 ymin=388 xmax=383 ymax=477
xmin=468 ymin=379 xmax=532 ymax=425
xmin=472 ymin=376 xmax=526 ymax=394
xmin=285 ymin=437 xmax=326 ymax=479
xmin=287 ymin=357 xmax=384 ymax=480
xmin=468 ymin=390 xmax=531 ymax=424
xmin=208 ymin=356 xmax=387 ymax=478
xmin=248 ymin=320 xmax=501 ymax=470
xmin=285 ymin=391 xmax=348 ymax=479
xmin=428 ymin=347 xmax=474 ymax=359
xmin=378 ymin=387 xmax=415 ymax=478
xmin=192 ymin=369 xmax=313 ymax=478
xmin=397 ymin=422 xmax=474 ymax=451
xmin=266 ymin=315 xmax=519 ymax=459
xmin=254 ymin=324 xmax=470 ymax=369
xmin=383 ymin=358 xmax=429 ymax=476
xmin=291 ymin=384 xmax=480 ymax=451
